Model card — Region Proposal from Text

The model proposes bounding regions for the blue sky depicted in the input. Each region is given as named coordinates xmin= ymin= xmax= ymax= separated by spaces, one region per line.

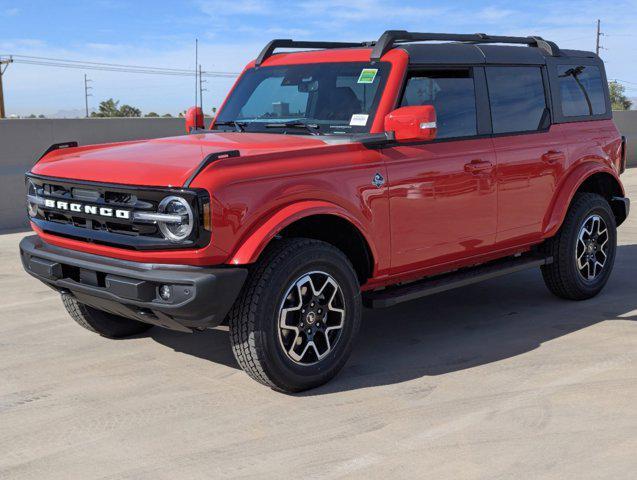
xmin=1 ymin=0 xmax=636 ymax=116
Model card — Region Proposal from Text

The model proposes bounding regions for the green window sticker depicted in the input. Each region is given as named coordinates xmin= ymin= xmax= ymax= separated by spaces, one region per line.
xmin=357 ymin=68 xmax=378 ymax=84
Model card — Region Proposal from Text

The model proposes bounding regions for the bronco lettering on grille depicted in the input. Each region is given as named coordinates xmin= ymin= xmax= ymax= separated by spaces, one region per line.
xmin=43 ymin=198 xmax=131 ymax=219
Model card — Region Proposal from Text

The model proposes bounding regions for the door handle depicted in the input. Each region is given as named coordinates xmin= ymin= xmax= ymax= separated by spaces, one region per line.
xmin=464 ymin=159 xmax=493 ymax=174
xmin=541 ymin=150 xmax=565 ymax=164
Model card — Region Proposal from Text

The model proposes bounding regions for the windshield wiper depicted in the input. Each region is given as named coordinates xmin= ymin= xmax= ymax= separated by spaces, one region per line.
xmin=264 ymin=121 xmax=321 ymax=135
xmin=213 ymin=121 xmax=247 ymax=132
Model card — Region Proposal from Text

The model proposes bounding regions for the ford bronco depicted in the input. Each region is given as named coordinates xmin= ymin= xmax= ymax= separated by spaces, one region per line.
xmin=20 ymin=31 xmax=629 ymax=392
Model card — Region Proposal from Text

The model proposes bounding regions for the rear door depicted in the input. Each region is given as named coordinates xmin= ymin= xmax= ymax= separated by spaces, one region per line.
xmin=486 ymin=66 xmax=566 ymax=245
xmin=382 ymin=67 xmax=498 ymax=274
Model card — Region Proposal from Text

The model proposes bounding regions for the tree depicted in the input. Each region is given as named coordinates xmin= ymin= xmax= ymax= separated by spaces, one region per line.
xmin=92 ymin=98 xmax=121 ymax=117
xmin=609 ymin=81 xmax=632 ymax=111
xmin=145 ymin=112 xmax=159 ymax=117
xmin=91 ymin=98 xmax=142 ymax=117
xmin=119 ymin=104 xmax=142 ymax=117
xmin=162 ymin=113 xmax=173 ymax=118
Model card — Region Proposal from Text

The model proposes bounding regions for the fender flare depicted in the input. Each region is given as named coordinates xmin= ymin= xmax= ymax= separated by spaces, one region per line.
xmin=228 ymin=200 xmax=377 ymax=265
xmin=543 ymin=162 xmax=624 ymax=238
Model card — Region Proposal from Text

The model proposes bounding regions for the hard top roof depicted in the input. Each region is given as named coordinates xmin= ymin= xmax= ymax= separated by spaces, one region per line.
xmin=400 ymin=43 xmax=597 ymax=65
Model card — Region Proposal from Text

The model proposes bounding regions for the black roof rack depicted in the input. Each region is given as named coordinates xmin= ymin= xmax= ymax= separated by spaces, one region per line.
xmin=370 ymin=30 xmax=560 ymax=61
xmin=255 ymin=39 xmax=373 ymax=66
xmin=254 ymin=31 xmax=561 ymax=67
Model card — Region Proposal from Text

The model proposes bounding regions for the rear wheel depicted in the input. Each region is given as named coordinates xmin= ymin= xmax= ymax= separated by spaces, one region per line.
xmin=542 ymin=193 xmax=617 ymax=300
xmin=228 ymin=238 xmax=361 ymax=393
xmin=62 ymin=294 xmax=153 ymax=338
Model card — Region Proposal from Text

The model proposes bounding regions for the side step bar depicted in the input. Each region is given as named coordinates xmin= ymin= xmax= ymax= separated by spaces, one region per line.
xmin=363 ymin=254 xmax=552 ymax=309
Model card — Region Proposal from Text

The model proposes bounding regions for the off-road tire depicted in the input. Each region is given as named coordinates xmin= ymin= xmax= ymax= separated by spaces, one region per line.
xmin=62 ymin=294 xmax=153 ymax=338
xmin=542 ymin=192 xmax=617 ymax=300
xmin=228 ymin=238 xmax=362 ymax=393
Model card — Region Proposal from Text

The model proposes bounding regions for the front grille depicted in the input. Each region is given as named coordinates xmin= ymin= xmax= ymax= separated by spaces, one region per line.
xmin=26 ymin=174 xmax=210 ymax=250
xmin=38 ymin=179 xmax=160 ymax=237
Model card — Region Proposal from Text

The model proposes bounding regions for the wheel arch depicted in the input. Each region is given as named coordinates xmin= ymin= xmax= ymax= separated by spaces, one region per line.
xmin=228 ymin=201 xmax=377 ymax=283
xmin=544 ymin=163 xmax=627 ymax=237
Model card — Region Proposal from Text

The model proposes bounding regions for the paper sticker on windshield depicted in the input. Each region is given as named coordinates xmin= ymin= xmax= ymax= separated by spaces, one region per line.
xmin=350 ymin=114 xmax=369 ymax=126
xmin=357 ymin=68 xmax=378 ymax=84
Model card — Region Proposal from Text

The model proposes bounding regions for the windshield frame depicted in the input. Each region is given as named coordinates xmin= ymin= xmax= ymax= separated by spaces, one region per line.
xmin=213 ymin=61 xmax=392 ymax=136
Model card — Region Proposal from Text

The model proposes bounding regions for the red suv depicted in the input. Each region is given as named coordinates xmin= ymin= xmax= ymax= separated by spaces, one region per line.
xmin=21 ymin=31 xmax=629 ymax=392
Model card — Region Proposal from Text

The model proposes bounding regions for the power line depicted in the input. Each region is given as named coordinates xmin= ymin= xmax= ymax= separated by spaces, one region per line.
xmin=604 ymin=33 xmax=637 ymax=37
xmin=12 ymin=59 xmax=202 ymax=76
xmin=11 ymin=59 xmax=239 ymax=77
xmin=1 ymin=53 xmax=239 ymax=78
xmin=614 ymin=78 xmax=637 ymax=86
xmin=8 ymin=54 xmax=206 ymax=73
xmin=6 ymin=53 xmax=240 ymax=76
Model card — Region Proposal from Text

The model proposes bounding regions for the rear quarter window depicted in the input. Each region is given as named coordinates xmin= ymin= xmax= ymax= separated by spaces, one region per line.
xmin=486 ymin=66 xmax=547 ymax=134
xmin=557 ymin=65 xmax=606 ymax=117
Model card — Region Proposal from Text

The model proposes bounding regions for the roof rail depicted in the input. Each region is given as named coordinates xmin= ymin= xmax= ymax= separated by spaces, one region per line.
xmin=255 ymin=39 xmax=372 ymax=66
xmin=370 ymin=30 xmax=560 ymax=61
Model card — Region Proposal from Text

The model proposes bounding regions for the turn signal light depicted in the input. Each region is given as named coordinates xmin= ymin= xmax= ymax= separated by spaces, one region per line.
xmin=203 ymin=201 xmax=212 ymax=231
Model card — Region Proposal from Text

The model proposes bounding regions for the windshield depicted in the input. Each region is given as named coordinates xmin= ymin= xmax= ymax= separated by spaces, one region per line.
xmin=214 ymin=62 xmax=391 ymax=135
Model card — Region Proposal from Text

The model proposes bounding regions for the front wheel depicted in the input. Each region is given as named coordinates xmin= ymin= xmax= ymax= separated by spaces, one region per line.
xmin=62 ymin=294 xmax=153 ymax=338
xmin=542 ymin=193 xmax=617 ymax=300
xmin=228 ymin=238 xmax=362 ymax=393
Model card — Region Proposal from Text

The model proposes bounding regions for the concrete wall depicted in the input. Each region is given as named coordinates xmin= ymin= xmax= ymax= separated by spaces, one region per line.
xmin=0 ymin=118 xmax=188 ymax=231
xmin=2 ymin=113 xmax=637 ymax=232
xmin=613 ymin=111 xmax=637 ymax=167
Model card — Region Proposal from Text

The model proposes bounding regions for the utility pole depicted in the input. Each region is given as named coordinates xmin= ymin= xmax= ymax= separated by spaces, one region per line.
xmin=0 ymin=56 xmax=14 ymax=119
xmin=595 ymin=19 xmax=604 ymax=56
xmin=84 ymin=74 xmax=93 ymax=118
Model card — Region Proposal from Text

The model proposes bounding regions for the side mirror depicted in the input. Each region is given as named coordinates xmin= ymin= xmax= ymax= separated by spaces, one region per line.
xmin=384 ymin=105 xmax=437 ymax=142
xmin=185 ymin=106 xmax=204 ymax=133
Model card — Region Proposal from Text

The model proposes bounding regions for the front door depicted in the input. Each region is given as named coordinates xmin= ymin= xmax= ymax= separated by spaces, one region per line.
xmin=384 ymin=67 xmax=498 ymax=275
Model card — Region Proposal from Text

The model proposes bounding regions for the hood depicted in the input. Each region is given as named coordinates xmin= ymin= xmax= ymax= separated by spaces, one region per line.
xmin=31 ymin=132 xmax=330 ymax=187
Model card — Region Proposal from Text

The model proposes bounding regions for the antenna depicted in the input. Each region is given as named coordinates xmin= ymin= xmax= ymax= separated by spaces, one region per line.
xmin=194 ymin=38 xmax=198 ymax=108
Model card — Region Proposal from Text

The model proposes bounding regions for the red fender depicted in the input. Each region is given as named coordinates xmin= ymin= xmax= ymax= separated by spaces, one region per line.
xmin=227 ymin=200 xmax=377 ymax=266
xmin=543 ymin=162 xmax=624 ymax=238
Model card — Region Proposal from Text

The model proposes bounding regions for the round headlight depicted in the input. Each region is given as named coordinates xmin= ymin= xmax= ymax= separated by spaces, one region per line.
xmin=157 ymin=196 xmax=193 ymax=242
xmin=27 ymin=179 xmax=39 ymax=218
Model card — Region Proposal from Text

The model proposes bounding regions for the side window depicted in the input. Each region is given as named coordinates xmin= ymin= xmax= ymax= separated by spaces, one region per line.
xmin=400 ymin=70 xmax=477 ymax=139
xmin=486 ymin=67 xmax=547 ymax=134
xmin=557 ymin=65 xmax=606 ymax=117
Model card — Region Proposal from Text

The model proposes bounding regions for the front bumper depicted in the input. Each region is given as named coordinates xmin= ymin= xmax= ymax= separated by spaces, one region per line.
xmin=20 ymin=235 xmax=247 ymax=332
